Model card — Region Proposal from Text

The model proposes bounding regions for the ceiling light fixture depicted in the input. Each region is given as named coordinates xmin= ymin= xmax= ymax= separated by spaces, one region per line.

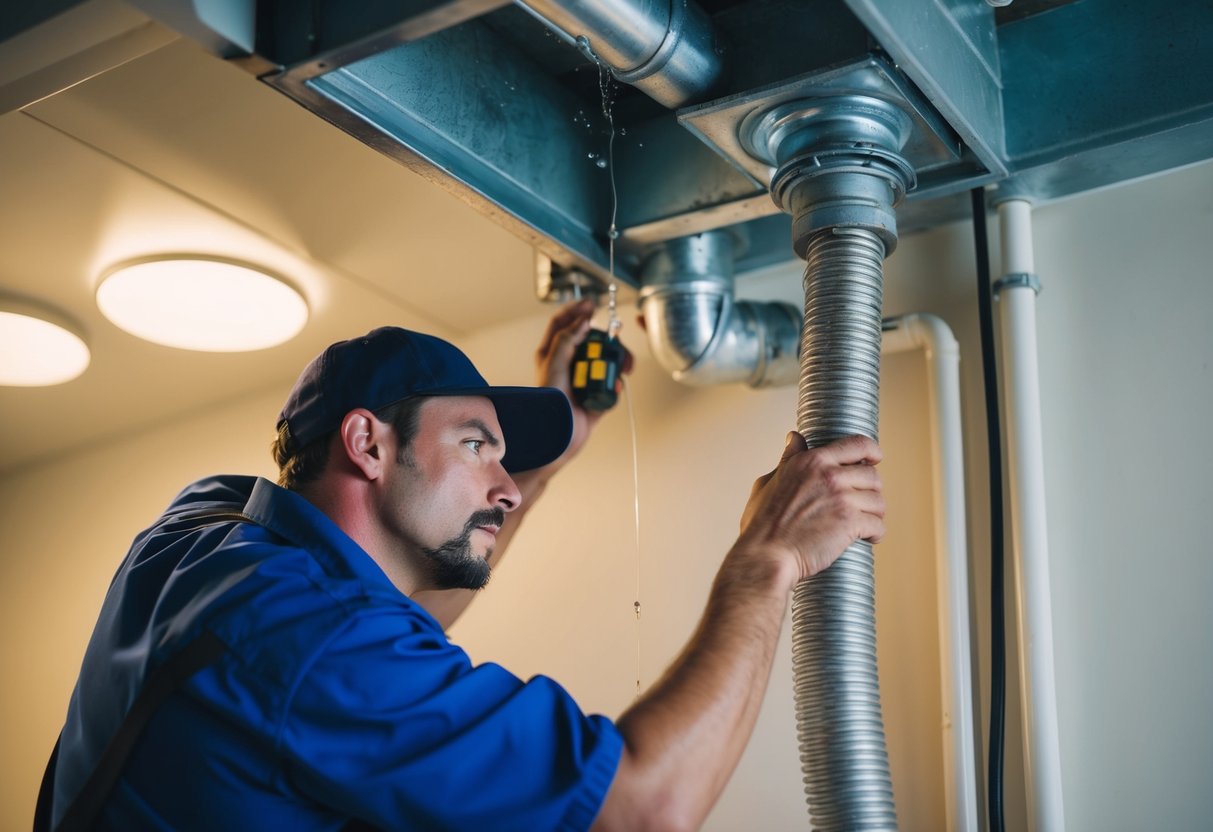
xmin=0 ymin=296 xmax=91 ymax=386
xmin=97 ymin=257 xmax=309 ymax=352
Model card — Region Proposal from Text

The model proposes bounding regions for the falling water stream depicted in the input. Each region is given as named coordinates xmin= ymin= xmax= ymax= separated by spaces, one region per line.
xmin=582 ymin=46 xmax=645 ymax=697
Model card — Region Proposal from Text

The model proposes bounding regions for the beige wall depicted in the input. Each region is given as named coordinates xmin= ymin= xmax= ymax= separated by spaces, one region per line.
xmin=1029 ymin=163 xmax=1213 ymax=831
xmin=0 ymin=305 xmax=945 ymax=829
xmin=4 ymin=158 xmax=1213 ymax=831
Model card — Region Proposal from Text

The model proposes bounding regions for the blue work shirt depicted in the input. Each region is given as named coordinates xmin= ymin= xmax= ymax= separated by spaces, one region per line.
xmin=53 ymin=475 xmax=622 ymax=830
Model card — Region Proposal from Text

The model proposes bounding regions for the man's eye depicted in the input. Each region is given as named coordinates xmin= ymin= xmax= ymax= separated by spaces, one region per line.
xmin=463 ymin=439 xmax=484 ymax=454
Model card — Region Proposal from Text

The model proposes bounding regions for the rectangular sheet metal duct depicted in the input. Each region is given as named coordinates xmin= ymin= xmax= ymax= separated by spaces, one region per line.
xmin=131 ymin=0 xmax=1213 ymax=286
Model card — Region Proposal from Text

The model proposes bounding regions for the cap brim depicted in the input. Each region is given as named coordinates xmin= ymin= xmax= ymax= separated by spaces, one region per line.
xmin=426 ymin=386 xmax=573 ymax=473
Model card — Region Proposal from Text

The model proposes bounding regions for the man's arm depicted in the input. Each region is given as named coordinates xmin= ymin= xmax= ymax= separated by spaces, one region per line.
xmin=413 ymin=300 xmax=626 ymax=629
xmin=591 ymin=433 xmax=886 ymax=832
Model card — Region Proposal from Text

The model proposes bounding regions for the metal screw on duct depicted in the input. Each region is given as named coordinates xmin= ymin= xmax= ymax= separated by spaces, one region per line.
xmin=742 ymin=95 xmax=916 ymax=831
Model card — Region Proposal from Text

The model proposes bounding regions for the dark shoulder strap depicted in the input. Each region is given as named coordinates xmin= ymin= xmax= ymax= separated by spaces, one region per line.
xmin=161 ymin=508 xmax=254 ymax=529
xmin=35 ymin=509 xmax=251 ymax=832
xmin=56 ymin=633 xmax=227 ymax=832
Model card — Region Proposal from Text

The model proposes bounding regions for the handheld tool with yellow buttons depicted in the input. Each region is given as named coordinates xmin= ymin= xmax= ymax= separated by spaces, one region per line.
xmin=570 ymin=328 xmax=623 ymax=412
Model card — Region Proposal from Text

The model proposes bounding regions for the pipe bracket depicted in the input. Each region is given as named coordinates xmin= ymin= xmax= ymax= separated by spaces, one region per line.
xmin=993 ymin=272 xmax=1043 ymax=297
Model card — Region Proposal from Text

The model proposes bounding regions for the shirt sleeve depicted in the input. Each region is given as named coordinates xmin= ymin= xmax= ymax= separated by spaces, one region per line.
xmin=277 ymin=605 xmax=623 ymax=831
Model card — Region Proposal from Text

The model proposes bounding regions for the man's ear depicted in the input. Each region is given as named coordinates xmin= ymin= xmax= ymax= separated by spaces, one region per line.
xmin=339 ymin=409 xmax=390 ymax=481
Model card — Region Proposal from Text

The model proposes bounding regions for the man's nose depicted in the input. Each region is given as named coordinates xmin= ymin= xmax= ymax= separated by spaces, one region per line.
xmin=491 ymin=467 xmax=522 ymax=513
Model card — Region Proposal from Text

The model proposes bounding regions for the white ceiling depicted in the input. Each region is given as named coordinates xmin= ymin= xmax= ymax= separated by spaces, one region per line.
xmin=0 ymin=4 xmax=553 ymax=474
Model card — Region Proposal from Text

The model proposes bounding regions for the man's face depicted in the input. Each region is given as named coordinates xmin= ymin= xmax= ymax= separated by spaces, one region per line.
xmin=379 ymin=396 xmax=521 ymax=591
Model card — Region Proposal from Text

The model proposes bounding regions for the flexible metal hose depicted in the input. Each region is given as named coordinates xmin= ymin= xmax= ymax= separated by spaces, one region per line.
xmin=792 ymin=226 xmax=897 ymax=830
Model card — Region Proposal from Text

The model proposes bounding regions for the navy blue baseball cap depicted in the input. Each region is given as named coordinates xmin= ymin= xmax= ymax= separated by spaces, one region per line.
xmin=277 ymin=327 xmax=573 ymax=473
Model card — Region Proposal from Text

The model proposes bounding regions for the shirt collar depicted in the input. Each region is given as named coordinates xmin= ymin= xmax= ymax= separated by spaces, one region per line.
xmin=241 ymin=477 xmax=406 ymax=603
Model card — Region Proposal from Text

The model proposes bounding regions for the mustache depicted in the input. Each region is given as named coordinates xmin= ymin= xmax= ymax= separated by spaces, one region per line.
xmin=462 ymin=508 xmax=506 ymax=534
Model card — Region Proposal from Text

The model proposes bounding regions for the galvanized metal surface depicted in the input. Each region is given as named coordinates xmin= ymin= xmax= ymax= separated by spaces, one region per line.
xmin=258 ymin=0 xmax=511 ymax=72
xmin=280 ymin=20 xmax=618 ymax=282
xmin=681 ymin=57 xmax=961 ymax=189
xmin=517 ymin=0 xmax=722 ymax=108
xmin=612 ymin=113 xmax=769 ymax=240
xmin=999 ymin=0 xmax=1213 ymax=169
xmin=843 ymin=0 xmax=1007 ymax=180
xmin=232 ymin=0 xmax=1213 ymax=283
xmin=638 ymin=230 xmax=801 ymax=386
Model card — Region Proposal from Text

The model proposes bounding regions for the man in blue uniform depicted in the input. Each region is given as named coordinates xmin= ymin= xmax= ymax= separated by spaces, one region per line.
xmin=46 ymin=301 xmax=885 ymax=831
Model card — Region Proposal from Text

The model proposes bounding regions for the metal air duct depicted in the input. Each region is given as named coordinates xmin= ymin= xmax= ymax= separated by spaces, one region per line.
xmin=516 ymin=0 xmax=722 ymax=108
xmin=638 ymin=229 xmax=800 ymax=387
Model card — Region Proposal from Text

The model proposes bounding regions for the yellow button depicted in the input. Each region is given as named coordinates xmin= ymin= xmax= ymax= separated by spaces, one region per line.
xmin=587 ymin=342 xmax=602 ymax=359
xmin=573 ymin=361 xmax=588 ymax=388
xmin=590 ymin=359 xmax=607 ymax=381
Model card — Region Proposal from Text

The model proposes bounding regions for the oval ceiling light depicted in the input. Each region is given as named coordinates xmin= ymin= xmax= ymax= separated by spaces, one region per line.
xmin=97 ymin=257 xmax=309 ymax=351
xmin=0 ymin=297 xmax=91 ymax=386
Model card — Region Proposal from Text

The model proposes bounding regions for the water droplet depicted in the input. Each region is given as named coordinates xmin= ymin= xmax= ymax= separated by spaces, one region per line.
xmin=596 ymin=158 xmax=608 ymax=169
xmin=587 ymin=152 xmax=597 ymax=160
xmin=608 ymin=227 xmax=620 ymax=240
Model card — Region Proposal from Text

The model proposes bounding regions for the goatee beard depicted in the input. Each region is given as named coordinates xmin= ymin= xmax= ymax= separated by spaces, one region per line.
xmin=420 ymin=508 xmax=505 ymax=591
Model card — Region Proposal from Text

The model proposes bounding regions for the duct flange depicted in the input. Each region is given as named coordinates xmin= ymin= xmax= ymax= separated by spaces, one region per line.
xmin=742 ymin=95 xmax=916 ymax=257
xmin=678 ymin=57 xmax=959 ymax=191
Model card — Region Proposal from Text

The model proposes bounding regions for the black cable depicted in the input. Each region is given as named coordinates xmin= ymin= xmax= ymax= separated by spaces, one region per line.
xmin=971 ymin=187 xmax=1006 ymax=832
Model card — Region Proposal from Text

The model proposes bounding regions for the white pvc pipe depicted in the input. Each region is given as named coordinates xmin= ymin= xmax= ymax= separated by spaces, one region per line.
xmin=882 ymin=314 xmax=979 ymax=832
xmin=996 ymin=199 xmax=1066 ymax=832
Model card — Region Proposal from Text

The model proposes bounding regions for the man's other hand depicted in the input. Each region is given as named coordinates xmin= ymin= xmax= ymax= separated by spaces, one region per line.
xmin=534 ymin=299 xmax=634 ymax=468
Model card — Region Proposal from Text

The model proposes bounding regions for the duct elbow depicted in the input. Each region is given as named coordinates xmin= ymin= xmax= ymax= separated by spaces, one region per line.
xmin=640 ymin=287 xmax=801 ymax=388
xmin=639 ymin=230 xmax=800 ymax=388
xmin=640 ymin=229 xmax=800 ymax=390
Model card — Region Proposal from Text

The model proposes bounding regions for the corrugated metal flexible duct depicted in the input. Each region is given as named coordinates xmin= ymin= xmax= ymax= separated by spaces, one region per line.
xmin=523 ymin=2 xmax=910 ymax=827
